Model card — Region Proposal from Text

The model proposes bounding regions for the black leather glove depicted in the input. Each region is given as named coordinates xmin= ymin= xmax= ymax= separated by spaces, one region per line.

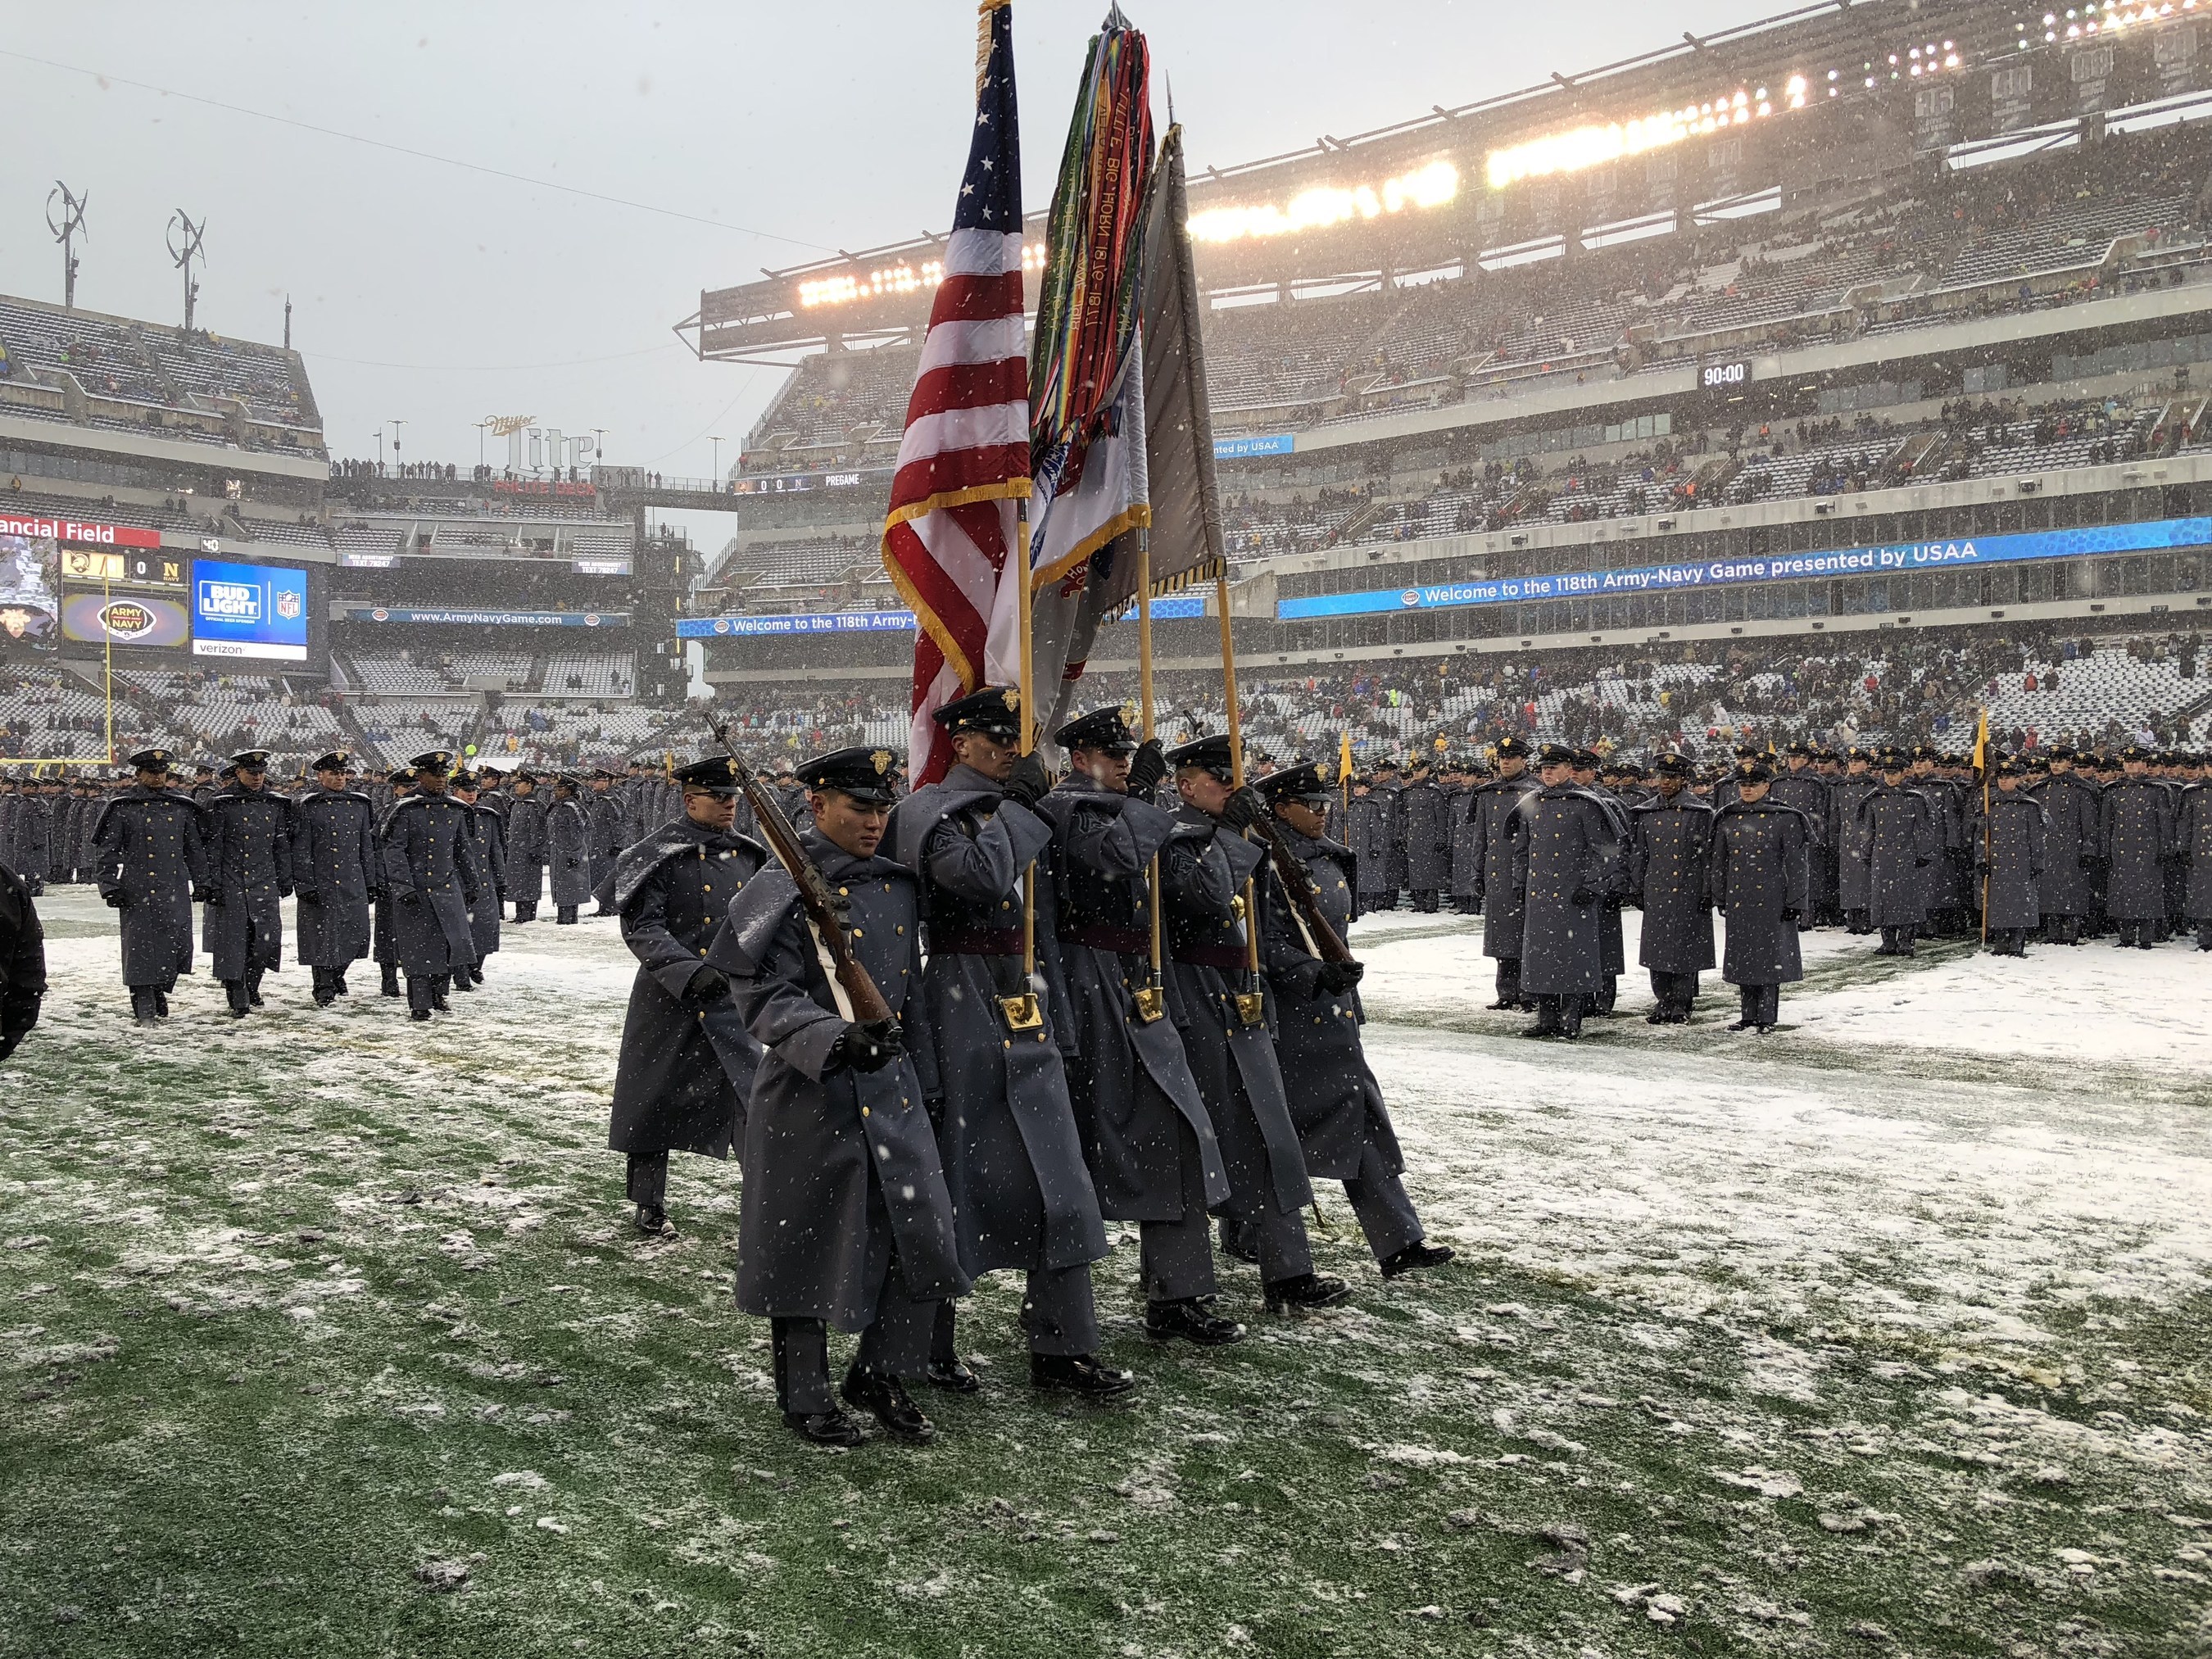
xmin=829 ymin=1017 xmax=904 ymax=1073
xmin=1319 ymin=959 xmax=1366 ymax=994
xmin=293 ymin=888 xmax=321 ymax=909
xmin=1221 ymin=785 xmax=1268 ymax=831
xmin=1001 ymin=752 xmax=1050 ymax=809
xmin=1570 ymin=886 xmax=1599 ymax=906
xmin=399 ymin=889 xmax=422 ymax=907
xmin=1125 ymin=738 xmax=1167 ymax=796
xmin=2079 ymin=854 xmax=2097 ymax=872
xmin=368 ymin=887 xmax=386 ymax=905
xmin=104 ymin=889 xmax=129 ymax=910
xmin=682 ymin=964 xmax=731 ymax=1007
xmin=1779 ymin=908 xmax=1800 ymax=923
xmin=191 ymin=885 xmax=215 ymax=904
xmin=1914 ymin=857 xmax=1930 ymax=868
xmin=277 ymin=883 xmax=293 ymax=900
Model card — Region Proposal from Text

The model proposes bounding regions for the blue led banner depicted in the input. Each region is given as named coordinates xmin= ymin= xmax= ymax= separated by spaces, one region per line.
xmin=1213 ymin=433 xmax=1294 ymax=459
xmin=678 ymin=610 xmax=917 ymax=638
xmin=341 ymin=606 xmax=627 ymax=627
xmin=1276 ymin=515 xmax=2212 ymax=619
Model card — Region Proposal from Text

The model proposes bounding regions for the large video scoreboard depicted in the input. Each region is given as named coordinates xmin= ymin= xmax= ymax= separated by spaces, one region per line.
xmin=40 ymin=519 xmax=324 ymax=672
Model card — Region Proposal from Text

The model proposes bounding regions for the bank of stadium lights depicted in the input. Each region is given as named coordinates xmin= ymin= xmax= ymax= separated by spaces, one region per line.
xmin=796 ymin=240 xmax=1047 ymax=310
xmin=1183 ymin=160 xmax=1459 ymax=244
xmin=2037 ymin=0 xmax=2195 ymax=42
xmin=1484 ymin=87 xmax=1790 ymax=191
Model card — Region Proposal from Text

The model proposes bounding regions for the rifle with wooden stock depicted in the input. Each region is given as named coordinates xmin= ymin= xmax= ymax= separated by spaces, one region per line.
xmin=1236 ymin=793 xmax=1358 ymax=968
xmin=707 ymin=718 xmax=893 ymax=1022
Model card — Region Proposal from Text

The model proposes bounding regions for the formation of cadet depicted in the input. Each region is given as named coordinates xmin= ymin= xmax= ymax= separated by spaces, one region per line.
xmin=1333 ymin=737 xmax=2212 ymax=978
xmin=588 ymin=688 xmax=1453 ymax=1447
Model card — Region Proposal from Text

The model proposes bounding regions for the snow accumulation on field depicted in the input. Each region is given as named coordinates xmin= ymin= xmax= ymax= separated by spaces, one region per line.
xmin=1353 ymin=908 xmax=2212 ymax=1357
xmin=6 ymin=890 xmax=2211 ymax=1657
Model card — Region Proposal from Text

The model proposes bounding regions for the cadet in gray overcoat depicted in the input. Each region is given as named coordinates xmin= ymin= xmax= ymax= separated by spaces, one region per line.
xmin=1037 ymin=706 xmax=1239 ymax=1349
xmin=2027 ymin=749 xmax=2100 ymax=942
xmin=1464 ymin=736 xmax=1539 ymax=1009
xmin=601 ymin=755 xmax=766 ymax=1237
xmin=93 ymin=748 xmax=211 ymax=1026
xmin=1628 ymin=752 xmax=1716 ymax=1023
xmin=546 ymin=776 xmax=595 ymax=922
xmin=451 ymin=771 xmax=506 ymax=986
xmin=505 ymin=773 xmax=548 ymax=922
xmin=1163 ymin=734 xmax=1347 ymax=1317
xmin=890 ymin=688 xmax=1122 ymax=1398
xmin=372 ymin=768 xmax=413 ymax=995
xmin=1974 ymin=761 xmax=2047 ymax=955
xmin=1257 ymin=764 xmax=1452 ymax=1280
xmin=2181 ymin=769 xmax=2212 ymax=950
xmin=1831 ymin=751 xmax=1880 ymax=933
xmin=292 ymin=750 xmax=379 ymax=1005
xmin=1710 ymin=760 xmax=1811 ymax=1032
xmin=1855 ymin=752 xmax=1937 ymax=955
xmin=1508 ymin=744 xmax=1625 ymax=1039
xmin=708 ymin=746 xmax=969 ymax=1448
xmin=379 ymin=750 xmax=481 ymax=1019
xmin=1398 ymin=762 xmax=1451 ymax=913
xmin=2098 ymin=746 xmax=2178 ymax=948
xmin=202 ymin=750 xmax=294 ymax=1018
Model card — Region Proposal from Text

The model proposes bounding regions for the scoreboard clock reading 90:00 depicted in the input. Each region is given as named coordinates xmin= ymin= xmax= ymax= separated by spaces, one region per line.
xmin=1700 ymin=360 xmax=1751 ymax=391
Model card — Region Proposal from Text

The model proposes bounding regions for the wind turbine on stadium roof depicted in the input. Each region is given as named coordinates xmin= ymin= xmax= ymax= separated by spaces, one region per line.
xmin=46 ymin=184 xmax=87 ymax=311
xmin=165 ymin=210 xmax=206 ymax=333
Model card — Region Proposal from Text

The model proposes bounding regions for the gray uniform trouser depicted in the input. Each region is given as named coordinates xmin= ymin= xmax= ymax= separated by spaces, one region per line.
xmin=1342 ymin=1139 xmax=1424 ymax=1262
xmin=773 ymin=1185 xmax=939 ymax=1414
xmin=1139 ymin=1118 xmax=1219 ymax=1303
xmin=931 ymin=1258 xmax=1099 ymax=1362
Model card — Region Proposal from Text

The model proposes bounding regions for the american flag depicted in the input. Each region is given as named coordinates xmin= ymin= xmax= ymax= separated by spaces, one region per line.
xmin=879 ymin=0 xmax=1031 ymax=786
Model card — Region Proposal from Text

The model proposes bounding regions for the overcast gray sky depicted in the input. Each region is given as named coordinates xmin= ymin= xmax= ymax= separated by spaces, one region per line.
xmin=0 ymin=0 xmax=1759 ymax=509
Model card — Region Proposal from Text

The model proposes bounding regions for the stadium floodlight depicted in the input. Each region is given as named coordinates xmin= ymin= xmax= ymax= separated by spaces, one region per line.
xmin=1185 ymin=160 xmax=1460 ymax=245
xmin=45 ymin=183 xmax=88 ymax=311
xmin=165 ymin=210 xmax=206 ymax=333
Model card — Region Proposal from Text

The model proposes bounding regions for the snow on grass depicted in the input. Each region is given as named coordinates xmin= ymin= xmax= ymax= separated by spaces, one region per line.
xmin=0 ymin=890 xmax=2206 ymax=1657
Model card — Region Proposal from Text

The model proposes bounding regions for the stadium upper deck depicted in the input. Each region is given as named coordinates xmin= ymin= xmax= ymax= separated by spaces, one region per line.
xmin=0 ymin=293 xmax=323 ymax=464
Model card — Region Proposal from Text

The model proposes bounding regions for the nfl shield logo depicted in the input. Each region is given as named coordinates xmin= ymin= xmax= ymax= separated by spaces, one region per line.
xmin=275 ymin=589 xmax=301 ymax=621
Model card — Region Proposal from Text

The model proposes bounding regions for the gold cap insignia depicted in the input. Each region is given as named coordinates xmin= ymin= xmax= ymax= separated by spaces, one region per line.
xmin=1001 ymin=688 xmax=1020 ymax=710
xmin=873 ymin=750 xmax=893 ymax=774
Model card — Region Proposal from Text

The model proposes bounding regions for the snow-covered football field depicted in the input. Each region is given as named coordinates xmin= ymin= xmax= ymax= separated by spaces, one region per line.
xmin=2 ymin=887 xmax=2208 ymax=1657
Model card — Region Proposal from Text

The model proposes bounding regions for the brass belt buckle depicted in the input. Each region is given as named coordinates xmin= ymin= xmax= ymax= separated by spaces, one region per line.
xmin=998 ymin=991 xmax=1044 ymax=1032
xmin=1131 ymin=984 xmax=1165 ymax=1024
xmin=1235 ymin=989 xmax=1266 ymax=1027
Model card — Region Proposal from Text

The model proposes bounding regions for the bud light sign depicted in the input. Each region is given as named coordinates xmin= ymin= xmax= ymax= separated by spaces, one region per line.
xmin=191 ymin=558 xmax=310 ymax=662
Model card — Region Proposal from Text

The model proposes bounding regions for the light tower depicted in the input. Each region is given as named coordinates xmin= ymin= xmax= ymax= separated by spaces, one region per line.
xmin=46 ymin=184 xmax=88 ymax=310
xmin=166 ymin=210 xmax=206 ymax=333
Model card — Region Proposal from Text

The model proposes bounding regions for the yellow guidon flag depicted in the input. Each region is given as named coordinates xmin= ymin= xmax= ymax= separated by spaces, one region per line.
xmin=1971 ymin=707 xmax=1990 ymax=773
xmin=1339 ymin=730 xmax=1355 ymax=786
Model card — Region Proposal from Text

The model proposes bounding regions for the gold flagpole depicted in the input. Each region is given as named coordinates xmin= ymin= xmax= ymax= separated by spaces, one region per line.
xmin=1006 ymin=510 xmax=1044 ymax=1029
xmin=1214 ymin=562 xmax=1264 ymax=1027
xmin=1133 ymin=533 xmax=1166 ymax=1022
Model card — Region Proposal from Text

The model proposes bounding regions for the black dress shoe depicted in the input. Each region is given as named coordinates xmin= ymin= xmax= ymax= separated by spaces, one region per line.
xmin=409 ymin=1009 xmax=431 ymax=1022
xmin=1031 ymin=1353 xmax=1135 ymax=1397
xmin=633 ymin=1205 xmax=673 ymax=1238
xmin=1145 ymin=1299 xmax=1246 ymax=1346
xmin=1217 ymin=1226 xmax=1260 ymax=1266
xmin=155 ymin=992 xmax=170 ymax=1018
xmin=248 ymin=990 xmax=265 ymax=1008
xmin=1264 ymin=1272 xmax=1352 ymax=1315
xmin=924 ymin=1359 xmax=980 ymax=1394
xmin=1380 ymin=1241 xmax=1456 ymax=1279
xmin=1518 ymin=1022 xmax=1561 ymax=1039
xmin=841 ymin=1368 xmax=936 ymax=1444
xmin=783 ymin=1407 xmax=865 ymax=1448
xmin=334 ymin=974 xmax=351 ymax=997
xmin=430 ymin=990 xmax=451 ymax=1013
xmin=380 ymin=973 xmax=401 ymax=998
xmin=313 ymin=987 xmax=336 ymax=1008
